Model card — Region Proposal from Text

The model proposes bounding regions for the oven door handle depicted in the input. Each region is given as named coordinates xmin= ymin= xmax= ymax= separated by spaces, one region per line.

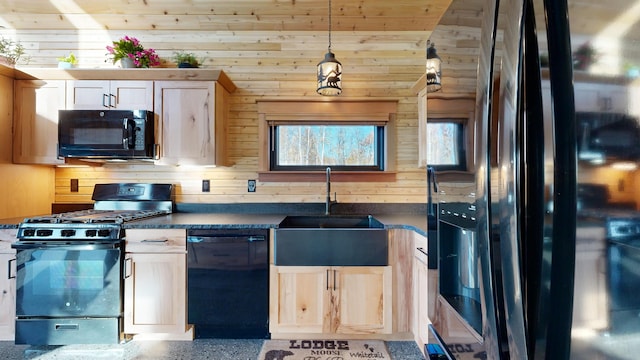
xmin=11 ymin=243 xmax=122 ymax=251
xmin=7 ymin=258 xmax=15 ymax=279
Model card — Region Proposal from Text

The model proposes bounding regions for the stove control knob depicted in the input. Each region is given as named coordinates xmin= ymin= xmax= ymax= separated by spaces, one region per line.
xmin=61 ymin=230 xmax=76 ymax=237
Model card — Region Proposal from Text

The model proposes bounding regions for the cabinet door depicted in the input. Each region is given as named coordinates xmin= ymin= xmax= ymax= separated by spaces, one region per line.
xmin=123 ymin=252 xmax=187 ymax=334
xmin=414 ymin=255 xmax=430 ymax=350
xmin=66 ymin=80 xmax=110 ymax=109
xmin=154 ymin=81 xmax=225 ymax=166
xmin=269 ymin=265 xmax=331 ymax=334
xmin=125 ymin=228 xmax=186 ymax=253
xmin=334 ymin=266 xmax=392 ymax=334
xmin=110 ymin=81 xmax=154 ymax=110
xmin=573 ymin=82 xmax=628 ymax=113
xmin=67 ymin=80 xmax=153 ymax=110
xmin=0 ymin=252 xmax=15 ymax=341
xmin=572 ymin=247 xmax=608 ymax=330
xmin=13 ymin=80 xmax=65 ymax=164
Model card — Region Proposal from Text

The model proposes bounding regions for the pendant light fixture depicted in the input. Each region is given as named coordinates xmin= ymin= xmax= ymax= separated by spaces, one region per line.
xmin=317 ymin=0 xmax=342 ymax=95
xmin=426 ymin=40 xmax=442 ymax=93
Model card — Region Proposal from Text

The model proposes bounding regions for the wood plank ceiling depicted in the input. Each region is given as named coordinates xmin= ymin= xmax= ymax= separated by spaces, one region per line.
xmin=1 ymin=1 xmax=639 ymax=96
xmin=0 ymin=0 xmax=455 ymax=97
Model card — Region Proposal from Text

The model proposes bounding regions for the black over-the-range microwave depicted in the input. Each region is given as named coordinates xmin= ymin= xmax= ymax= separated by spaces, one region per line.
xmin=58 ymin=110 xmax=157 ymax=159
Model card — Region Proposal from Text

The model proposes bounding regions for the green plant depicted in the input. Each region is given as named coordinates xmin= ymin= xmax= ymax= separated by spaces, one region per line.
xmin=572 ymin=42 xmax=598 ymax=70
xmin=0 ymin=36 xmax=29 ymax=65
xmin=106 ymin=36 xmax=160 ymax=68
xmin=57 ymin=52 xmax=78 ymax=65
xmin=172 ymin=51 xmax=202 ymax=67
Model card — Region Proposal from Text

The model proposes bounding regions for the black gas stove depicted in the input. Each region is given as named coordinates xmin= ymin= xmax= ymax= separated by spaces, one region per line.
xmin=11 ymin=183 xmax=173 ymax=346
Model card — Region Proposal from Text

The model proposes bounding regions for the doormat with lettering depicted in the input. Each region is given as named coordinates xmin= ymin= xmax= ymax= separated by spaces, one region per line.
xmin=258 ymin=339 xmax=391 ymax=360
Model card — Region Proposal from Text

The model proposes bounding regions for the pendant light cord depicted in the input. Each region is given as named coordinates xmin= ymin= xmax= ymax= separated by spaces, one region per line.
xmin=328 ymin=0 xmax=332 ymax=52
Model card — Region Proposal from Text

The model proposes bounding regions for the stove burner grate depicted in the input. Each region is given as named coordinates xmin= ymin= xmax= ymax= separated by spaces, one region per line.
xmin=23 ymin=209 xmax=170 ymax=225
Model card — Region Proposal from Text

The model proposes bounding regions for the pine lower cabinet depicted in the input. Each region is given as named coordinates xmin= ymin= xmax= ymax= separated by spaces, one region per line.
xmin=572 ymin=229 xmax=608 ymax=331
xmin=413 ymin=246 xmax=431 ymax=352
xmin=269 ymin=265 xmax=392 ymax=336
xmin=0 ymin=251 xmax=16 ymax=340
xmin=123 ymin=229 xmax=193 ymax=340
xmin=0 ymin=230 xmax=17 ymax=341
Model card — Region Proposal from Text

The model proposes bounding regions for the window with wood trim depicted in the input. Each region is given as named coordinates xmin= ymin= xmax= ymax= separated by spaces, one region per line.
xmin=427 ymin=120 xmax=467 ymax=171
xmin=270 ymin=123 xmax=384 ymax=171
xmin=425 ymin=96 xmax=475 ymax=173
xmin=257 ymin=101 xmax=398 ymax=182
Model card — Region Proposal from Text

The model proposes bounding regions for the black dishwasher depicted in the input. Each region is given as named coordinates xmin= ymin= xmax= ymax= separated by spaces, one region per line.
xmin=187 ymin=229 xmax=270 ymax=339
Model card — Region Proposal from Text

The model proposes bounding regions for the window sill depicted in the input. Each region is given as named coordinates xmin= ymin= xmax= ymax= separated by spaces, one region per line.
xmin=258 ymin=171 xmax=397 ymax=183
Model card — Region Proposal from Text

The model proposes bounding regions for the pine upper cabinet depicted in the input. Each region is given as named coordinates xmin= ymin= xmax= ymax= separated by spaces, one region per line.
xmin=573 ymin=81 xmax=628 ymax=113
xmin=66 ymin=80 xmax=153 ymax=110
xmin=154 ymin=81 xmax=230 ymax=166
xmin=123 ymin=229 xmax=192 ymax=340
xmin=269 ymin=265 xmax=392 ymax=336
xmin=13 ymin=80 xmax=65 ymax=164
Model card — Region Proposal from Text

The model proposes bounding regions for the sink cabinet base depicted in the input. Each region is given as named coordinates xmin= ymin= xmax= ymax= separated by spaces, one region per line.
xmin=269 ymin=265 xmax=392 ymax=336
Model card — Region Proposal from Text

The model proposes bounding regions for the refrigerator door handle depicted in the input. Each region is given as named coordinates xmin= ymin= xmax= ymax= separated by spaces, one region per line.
xmin=542 ymin=0 xmax=578 ymax=358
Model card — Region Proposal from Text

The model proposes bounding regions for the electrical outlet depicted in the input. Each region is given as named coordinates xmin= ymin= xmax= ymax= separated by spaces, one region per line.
xmin=202 ymin=179 xmax=210 ymax=192
xmin=248 ymin=179 xmax=257 ymax=192
xmin=70 ymin=179 xmax=79 ymax=192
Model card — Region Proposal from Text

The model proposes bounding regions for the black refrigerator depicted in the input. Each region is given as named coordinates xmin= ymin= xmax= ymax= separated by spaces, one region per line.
xmin=430 ymin=0 xmax=640 ymax=359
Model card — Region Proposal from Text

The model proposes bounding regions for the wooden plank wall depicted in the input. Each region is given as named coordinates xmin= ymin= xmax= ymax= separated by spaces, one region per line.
xmin=0 ymin=25 xmax=439 ymax=205
xmin=1 ymin=0 xmax=482 ymax=206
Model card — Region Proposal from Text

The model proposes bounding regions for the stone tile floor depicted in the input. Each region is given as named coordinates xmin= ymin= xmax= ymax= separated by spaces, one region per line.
xmin=0 ymin=339 xmax=425 ymax=359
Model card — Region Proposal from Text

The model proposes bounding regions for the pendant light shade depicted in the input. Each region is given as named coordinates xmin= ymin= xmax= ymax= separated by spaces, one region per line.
xmin=317 ymin=51 xmax=342 ymax=95
xmin=317 ymin=0 xmax=342 ymax=95
xmin=426 ymin=41 xmax=442 ymax=93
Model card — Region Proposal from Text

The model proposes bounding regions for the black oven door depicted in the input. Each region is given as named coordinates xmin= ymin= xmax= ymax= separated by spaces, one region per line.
xmin=13 ymin=242 xmax=123 ymax=317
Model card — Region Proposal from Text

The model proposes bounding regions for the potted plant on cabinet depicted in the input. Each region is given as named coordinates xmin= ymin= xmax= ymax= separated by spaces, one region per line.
xmin=0 ymin=36 xmax=29 ymax=67
xmin=106 ymin=36 xmax=160 ymax=68
xmin=57 ymin=52 xmax=78 ymax=69
xmin=172 ymin=51 xmax=202 ymax=68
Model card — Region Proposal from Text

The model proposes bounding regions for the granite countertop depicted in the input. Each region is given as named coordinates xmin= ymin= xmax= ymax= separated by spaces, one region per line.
xmin=0 ymin=216 xmax=29 ymax=229
xmin=0 ymin=212 xmax=428 ymax=236
xmin=122 ymin=212 xmax=429 ymax=236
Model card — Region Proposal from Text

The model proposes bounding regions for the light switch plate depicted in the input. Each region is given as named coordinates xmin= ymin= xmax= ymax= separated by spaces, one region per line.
xmin=248 ymin=179 xmax=256 ymax=192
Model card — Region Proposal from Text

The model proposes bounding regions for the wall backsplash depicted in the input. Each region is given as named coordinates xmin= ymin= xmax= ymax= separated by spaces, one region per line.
xmin=54 ymin=94 xmax=428 ymax=205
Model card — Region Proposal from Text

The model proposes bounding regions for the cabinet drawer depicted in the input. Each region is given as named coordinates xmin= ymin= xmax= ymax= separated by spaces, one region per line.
xmin=125 ymin=229 xmax=186 ymax=253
